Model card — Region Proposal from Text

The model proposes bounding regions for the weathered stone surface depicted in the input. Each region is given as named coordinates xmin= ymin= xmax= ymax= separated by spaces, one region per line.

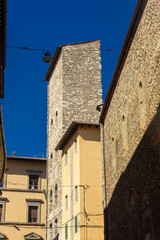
xmin=103 ymin=0 xmax=160 ymax=239
xmin=47 ymin=40 xmax=102 ymax=240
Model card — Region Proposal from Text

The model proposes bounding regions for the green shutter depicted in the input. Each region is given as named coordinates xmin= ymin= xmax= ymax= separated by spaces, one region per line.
xmin=75 ymin=216 xmax=78 ymax=233
xmin=65 ymin=224 xmax=68 ymax=239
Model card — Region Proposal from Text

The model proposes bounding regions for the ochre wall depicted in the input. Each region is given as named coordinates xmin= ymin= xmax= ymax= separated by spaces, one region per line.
xmin=62 ymin=126 xmax=104 ymax=240
xmin=0 ymin=158 xmax=46 ymax=240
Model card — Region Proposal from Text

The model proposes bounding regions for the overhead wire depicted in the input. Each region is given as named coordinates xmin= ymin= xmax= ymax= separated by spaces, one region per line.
xmin=6 ymin=45 xmax=139 ymax=53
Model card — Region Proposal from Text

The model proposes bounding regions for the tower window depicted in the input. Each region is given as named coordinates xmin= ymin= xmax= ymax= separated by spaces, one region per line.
xmin=55 ymin=184 xmax=58 ymax=205
xmin=139 ymin=81 xmax=143 ymax=88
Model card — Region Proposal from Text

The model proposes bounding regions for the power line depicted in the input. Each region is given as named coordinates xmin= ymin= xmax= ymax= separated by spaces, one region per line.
xmin=7 ymin=45 xmax=138 ymax=53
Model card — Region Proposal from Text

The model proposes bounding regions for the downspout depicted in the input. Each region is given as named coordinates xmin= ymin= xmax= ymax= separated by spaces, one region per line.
xmin=100 ymin=123 xmax=108 ymax=240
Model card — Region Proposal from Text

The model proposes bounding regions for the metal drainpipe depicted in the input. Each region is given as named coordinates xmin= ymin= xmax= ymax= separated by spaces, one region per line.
xmin=100 ymin=123 xmax=108 ymax=240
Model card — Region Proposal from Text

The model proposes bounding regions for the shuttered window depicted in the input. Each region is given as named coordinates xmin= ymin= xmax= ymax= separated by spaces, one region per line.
xmin=65 ymin=224 xmax=68 ymax=239
xmin=28 ymin=206 xmax=38 ymax=222
xmin=0 ymin=205 xmax=2 ymax=222
xmin=75 ymin=216 xmax=78 ymax=233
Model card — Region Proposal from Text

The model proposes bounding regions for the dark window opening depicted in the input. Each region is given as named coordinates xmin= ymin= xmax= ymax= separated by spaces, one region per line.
xmin=28 ymin=206 xmax=38 ymax=222
xmin=29 ymin=175 xmax=39 ymax=190
xmin=139 ymin=81 xmax=143 ymax=88
xmin=0 ymin=204 xmax=3 ymax=222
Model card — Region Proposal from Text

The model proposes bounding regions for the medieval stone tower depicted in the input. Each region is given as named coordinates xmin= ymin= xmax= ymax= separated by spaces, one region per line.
xmin=45 ymin=40 xmax=102 ymax=240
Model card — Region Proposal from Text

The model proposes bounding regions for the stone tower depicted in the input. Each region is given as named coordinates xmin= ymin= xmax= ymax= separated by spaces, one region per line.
xmin=45 ymin=40 xmax=102 ymax=240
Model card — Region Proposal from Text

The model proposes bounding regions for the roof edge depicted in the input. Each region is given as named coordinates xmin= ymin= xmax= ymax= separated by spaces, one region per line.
xmin=7 ymin=156 xmax=47 ymax=161
xmin=55 ymin=121 xmax=99 ymax=150
xmin=44 ymin=39 xmax=100 ymax=82
xmin=100 ymin=0 xmax=148 ymax=124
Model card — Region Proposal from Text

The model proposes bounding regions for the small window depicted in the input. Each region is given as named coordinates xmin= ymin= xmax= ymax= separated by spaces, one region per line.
xmin=65 ymin=224 xmax=68 ymax=239
xmin=75 ymin=139 xmax=77 ymax=153
xmin=29 ymin=175 xmax=39 ymax=190
xmin=51 ymin=119 xmax=53 ymax=125
xmin=50 ymin=223 xmax=52 ymax=239
xmin=50 ymin=190 xmax=53 ymax=212
xmin=65 ymin=152 xmax=67 ymax=166
xmin=65 ymin=195 xmax=68 ymax=210
xmin=55 ymin=219 xmax=58 ymax=235
xmin=28 ymin=206 xmax=38 ymax=222
xmin=55 ymin=184 xmax=58 ymax=204
xmin=0 ymin=205 xmax=3 ymax=222
xmin=75 ymin=186 xmax=78 ymax=202
xmin=75 ymin=216 xmax=78 ymax=233
xmin=50 ymin=190 xmax=53 ymax=202
xmin=129 ymin=190 xmax=136 ymax=209
xmin=139 ymin=81 xmax=143 ymax=88
xmin=51 ymin=153 xmax=53 ymax=159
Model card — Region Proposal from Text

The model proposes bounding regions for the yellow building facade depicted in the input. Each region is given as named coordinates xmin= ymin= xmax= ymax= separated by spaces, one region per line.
xmin=0 ymin=156 xmax=46 ymax=240
xmin=55 ymin=122 xmax=104 ymax=240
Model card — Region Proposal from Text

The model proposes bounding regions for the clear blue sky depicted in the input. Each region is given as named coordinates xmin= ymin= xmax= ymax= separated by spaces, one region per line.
xmin=0 ymin=0 xmax=137 ymax=158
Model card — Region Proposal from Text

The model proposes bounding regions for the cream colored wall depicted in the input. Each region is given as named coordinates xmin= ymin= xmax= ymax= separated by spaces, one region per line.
xmin=0 ymin=159 xmax=46 ymax=240
xmin=0 ymin=225 xmax=45 ymax=240
xmin=6 ymin=160 xmax=46 ymax=190
xmin=62 ymin=126 xmax=104 ymax=240
xmin=79 ymin=126 xmax=104 ymax=240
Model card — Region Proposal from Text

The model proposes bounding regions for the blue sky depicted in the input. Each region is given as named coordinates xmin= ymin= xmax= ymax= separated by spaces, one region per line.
xmin=1 ymin=0 xmax=137 ymax=158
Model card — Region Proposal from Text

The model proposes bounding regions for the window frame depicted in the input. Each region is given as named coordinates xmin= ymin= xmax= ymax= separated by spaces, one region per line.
xmin=26 ymin=170 xmax=42 ymax=190
xmin=0 ymin=198 xmax=7 ymax=223
xmin=26 ymin=200 xmax=42 ymax=223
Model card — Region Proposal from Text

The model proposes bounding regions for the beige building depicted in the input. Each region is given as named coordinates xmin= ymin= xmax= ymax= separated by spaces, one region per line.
xmin=55 ymin=122 xmax=104 ymax=240
xmin=0 ymin=156 xmax=46 ymax=240
xmin=100 ymin=0 xmax=160 ymax=239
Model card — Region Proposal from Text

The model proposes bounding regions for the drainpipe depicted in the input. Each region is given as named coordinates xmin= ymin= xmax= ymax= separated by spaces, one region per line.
xmin=100 ymin=123 xmax=108 ymax=240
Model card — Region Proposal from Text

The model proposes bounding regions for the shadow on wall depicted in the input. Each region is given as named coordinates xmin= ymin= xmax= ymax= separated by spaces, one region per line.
xmin=106 ymin=103 xmax=160 ymax=240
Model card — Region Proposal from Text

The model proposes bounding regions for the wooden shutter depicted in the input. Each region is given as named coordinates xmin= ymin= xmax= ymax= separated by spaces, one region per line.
xmin=65 ymin=224 xmax=68 ymax=239
xmin=75 ymin=216 xmax=78 ymax=233
xmin=29 ymin=206 xmax=38 ymax=222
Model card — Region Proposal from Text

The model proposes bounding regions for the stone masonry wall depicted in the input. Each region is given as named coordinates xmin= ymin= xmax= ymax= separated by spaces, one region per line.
xmin=103 ymin=0 xmax=160 ymax=239
xmin=47 ymin=40 xmax=102 ymax=240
